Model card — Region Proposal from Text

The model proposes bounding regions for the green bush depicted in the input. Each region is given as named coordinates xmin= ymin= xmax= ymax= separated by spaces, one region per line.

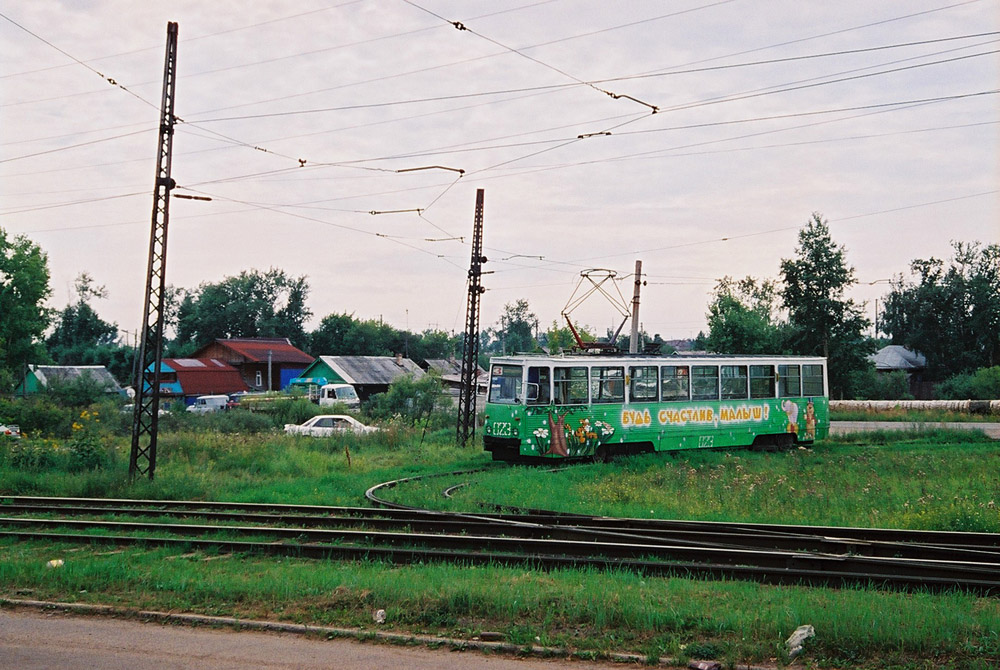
xmin=200 ymin=409 xmax=276 ymax=434
xmin=846 ymin=368 xmax=913 ymax=400
xmin=6 ymin=439 xmax=59 ymax=470
xmin=46 ymin=374 xmax=116 ymax=407
xmin=0 ymin=396 xmax=75 ymax=438
xmin=66 ymin=408 xmax=112 ymax=470
xmin=366 ymin=372 xmax=450 ymax=428
xmin=937 ymin=366 xmax=1000 ymax=400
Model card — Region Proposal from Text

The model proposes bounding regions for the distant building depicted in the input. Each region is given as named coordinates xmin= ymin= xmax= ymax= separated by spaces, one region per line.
xmin=869 ymin=345 xmax=931 ymax=399
xmin=424 ymin=358 xmax=488 ymax=398
xmin=16 ymin=365 xmax=122 ymax=395
xmin=869 ymin=345 xmax=927 ymax=372
xmin=148 ymin=358 xmax=249 ymax=405
xmin=298 ymin=354 xmax=424 ymax=401
xmin=191 ymin=338 xmax=313 ymax=392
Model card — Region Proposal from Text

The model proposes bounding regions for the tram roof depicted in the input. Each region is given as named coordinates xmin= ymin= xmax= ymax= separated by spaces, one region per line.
xmin=490 ymin=353 xmax=827 ymax=364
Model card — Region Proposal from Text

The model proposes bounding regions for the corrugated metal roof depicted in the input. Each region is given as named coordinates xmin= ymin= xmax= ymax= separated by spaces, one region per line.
xmin=425 ymin=358 xmax=487 ymax=383
xmin=160 ymin=358 xmax=249 ymax=395
xmin=869 ymin=345 xmax=927 ymax=371
xmin=207 ymin=338 xmax=314 ymax=364
xmin=317 ymin=355 xmax=424 ymax=385
xmin=32 ymin=365 xmax=122 ymax=392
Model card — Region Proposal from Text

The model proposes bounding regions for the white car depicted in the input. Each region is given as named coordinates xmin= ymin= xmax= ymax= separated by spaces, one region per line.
xmin=284 ymin=414 xmax=378 ymax=437
xmin=1 ymin=423 xmax=21 ymax=439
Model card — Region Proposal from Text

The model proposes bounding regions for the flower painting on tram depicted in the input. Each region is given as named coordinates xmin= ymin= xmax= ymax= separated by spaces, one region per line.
xmin=535 ymin=412 xmax=616 ymax=457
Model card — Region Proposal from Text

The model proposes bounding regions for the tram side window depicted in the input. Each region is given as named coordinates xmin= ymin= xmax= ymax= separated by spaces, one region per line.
xmin=660 ymin=365 xmax=689 ymax=401
xmin=554 ymin=366 xmax=589 ymax=405
xmin=489 ymin=364 xmax=522 ymax=404
xmin=778 ymin=364 xmax=801 ymax=397
xmin=803 ymin=364 xmax=825 ymax=396
xmin=526 ymin=366 xmax=551 ymax=405
xmin=750 ymin=365 xmax=775 ymax=399
xmin=591 ymin=366 xmax=625 ymax=404
xmin=721 ymin=365 xmax=748 ymax=399
xmin=691 ymin=365 xmax=720 ymax=401
xmin=629 ymin=366 xmax=659 ymax=402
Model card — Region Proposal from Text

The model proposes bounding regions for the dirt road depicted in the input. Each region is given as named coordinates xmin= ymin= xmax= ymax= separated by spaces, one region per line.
xmin=0 ymin=608 xmax=642 ymax=670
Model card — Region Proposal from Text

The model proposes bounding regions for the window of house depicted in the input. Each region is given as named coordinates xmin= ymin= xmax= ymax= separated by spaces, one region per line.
xmin=255 ymin=371 xmax=263 ymax=388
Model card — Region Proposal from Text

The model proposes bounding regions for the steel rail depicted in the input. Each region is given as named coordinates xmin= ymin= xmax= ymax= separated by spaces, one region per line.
xmin=3 ymin=516 xmax=1000 ymax=587
xmin=6 ymin=484 xmax=1000 ymax=594
xmin=7 ymin=500 xmax=999 ymax=565
xmin=3 ymin=528 xmax=1000 ymax=594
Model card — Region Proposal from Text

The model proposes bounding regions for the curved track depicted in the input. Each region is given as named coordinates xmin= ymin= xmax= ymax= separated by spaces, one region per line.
xmin=3 ymin=485 xmax=999 ymax=595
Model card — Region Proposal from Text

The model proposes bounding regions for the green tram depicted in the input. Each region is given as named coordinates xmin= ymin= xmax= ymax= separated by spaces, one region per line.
xmin=482 ymin=354 xmax=829 ymax=462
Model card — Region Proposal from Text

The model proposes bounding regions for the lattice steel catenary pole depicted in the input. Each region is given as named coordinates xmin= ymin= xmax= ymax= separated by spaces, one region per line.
xmin=457 ymin=189 xmax=486 ymax=446
xmin=129 ymin=22 xmax=178 ymax=481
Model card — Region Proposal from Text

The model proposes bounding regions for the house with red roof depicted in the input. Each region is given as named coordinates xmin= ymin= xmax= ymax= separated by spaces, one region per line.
xmin=191 ymin=338 xmax=314 ymax=392
xmin=150 ymin=358 xmax=249 ymax=404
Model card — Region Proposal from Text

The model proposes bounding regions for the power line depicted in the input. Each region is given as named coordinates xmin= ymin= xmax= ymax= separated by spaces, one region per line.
xmin=0 ymin=1 xmax=367 ymax=80
xmin=0 ymin=128 xmax=150 ymax=164
xmin=0 ymin=10 xmax=158 ymax=111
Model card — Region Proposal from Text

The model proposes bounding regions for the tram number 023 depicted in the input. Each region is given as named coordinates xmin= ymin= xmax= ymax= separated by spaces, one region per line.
xmin=698 ymin=435 xmax=714 ymax=448
xmin=492 ymin=422 xmax=513 ymax=437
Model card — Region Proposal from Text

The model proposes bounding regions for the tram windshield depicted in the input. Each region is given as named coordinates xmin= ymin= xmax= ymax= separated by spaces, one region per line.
xmin=489 ymin=364 xmax=523 ymax=404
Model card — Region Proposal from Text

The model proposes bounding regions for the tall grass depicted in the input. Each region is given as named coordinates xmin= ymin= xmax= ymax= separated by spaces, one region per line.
xmin=441 ymin=434 xmax=1000 ymax=532
xmin=2 ymin=427 xmax=1000 ymax=667
xmin=2 ymin=539 xmax=998 ymax=668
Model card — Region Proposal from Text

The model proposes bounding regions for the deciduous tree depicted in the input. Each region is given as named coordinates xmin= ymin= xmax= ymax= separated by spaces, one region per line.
xmin=487 ymin=299 xmax=537 ymax=355
xmin=880 ymin=241 xmax=1000 ymax=379
xmin=0 ymin=228 xmax=51 ymax=391
xmin=779 ymin=213 xmax=872 ymax=397
xmin=702 ymin=276 xmax=788 ymax=354
xmin=47 ymin=273 xmax=126 ymax=379
xmin=172 ymin=269 xmax=311 ymax=352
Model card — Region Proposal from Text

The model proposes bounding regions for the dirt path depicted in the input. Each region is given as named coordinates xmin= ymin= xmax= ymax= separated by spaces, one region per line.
xmin=0 ymin=608 xmax=647 ymax=670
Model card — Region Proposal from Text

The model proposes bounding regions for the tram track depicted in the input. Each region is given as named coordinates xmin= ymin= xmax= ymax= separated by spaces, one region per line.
xmin=3 ymin=490 xmax=1000 ymax=595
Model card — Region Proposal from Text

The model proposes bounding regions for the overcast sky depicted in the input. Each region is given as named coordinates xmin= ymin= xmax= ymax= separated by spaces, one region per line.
xmin=2 ymin=0 xmax=997 ymax=345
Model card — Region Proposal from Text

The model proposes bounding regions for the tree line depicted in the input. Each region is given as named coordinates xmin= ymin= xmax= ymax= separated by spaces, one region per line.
xmin=693 ymin=214 xmax=999 ymax=398
xmin=2 ymin=217 xmax=998 ymax=398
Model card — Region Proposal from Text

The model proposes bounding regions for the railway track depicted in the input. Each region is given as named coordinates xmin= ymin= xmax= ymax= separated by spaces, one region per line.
xmin=2 ymin=489 xmax=999 ymax=595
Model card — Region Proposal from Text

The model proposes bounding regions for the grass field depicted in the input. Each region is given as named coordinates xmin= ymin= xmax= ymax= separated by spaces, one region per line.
xmin=2 ymin=424 xmax=999 ymax=669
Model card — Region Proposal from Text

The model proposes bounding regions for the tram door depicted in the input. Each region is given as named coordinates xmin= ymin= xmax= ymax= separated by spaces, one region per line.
xmin=526 ymin=366 xmax=551 ymax=405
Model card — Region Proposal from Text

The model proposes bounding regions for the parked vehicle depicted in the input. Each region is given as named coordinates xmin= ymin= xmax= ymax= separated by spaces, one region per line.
xmin=1 ymin=423 xmax=21 ymax=439
xmin=284 ymin=414 xmax=377 ymax=436
xmin=186 ymin=395 xmax=229 ymax=414
xmin=318 ymin=383 xmax=360 ymax=409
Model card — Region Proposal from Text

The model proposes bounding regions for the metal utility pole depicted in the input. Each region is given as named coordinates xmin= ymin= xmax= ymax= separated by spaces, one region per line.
xmin=129 ymin=21 xmax=178 ymax=481
xmin=457 ymin=189 xmax=486 ymax=447
xmin=629 ymin=260 xmax=642 ymax=354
